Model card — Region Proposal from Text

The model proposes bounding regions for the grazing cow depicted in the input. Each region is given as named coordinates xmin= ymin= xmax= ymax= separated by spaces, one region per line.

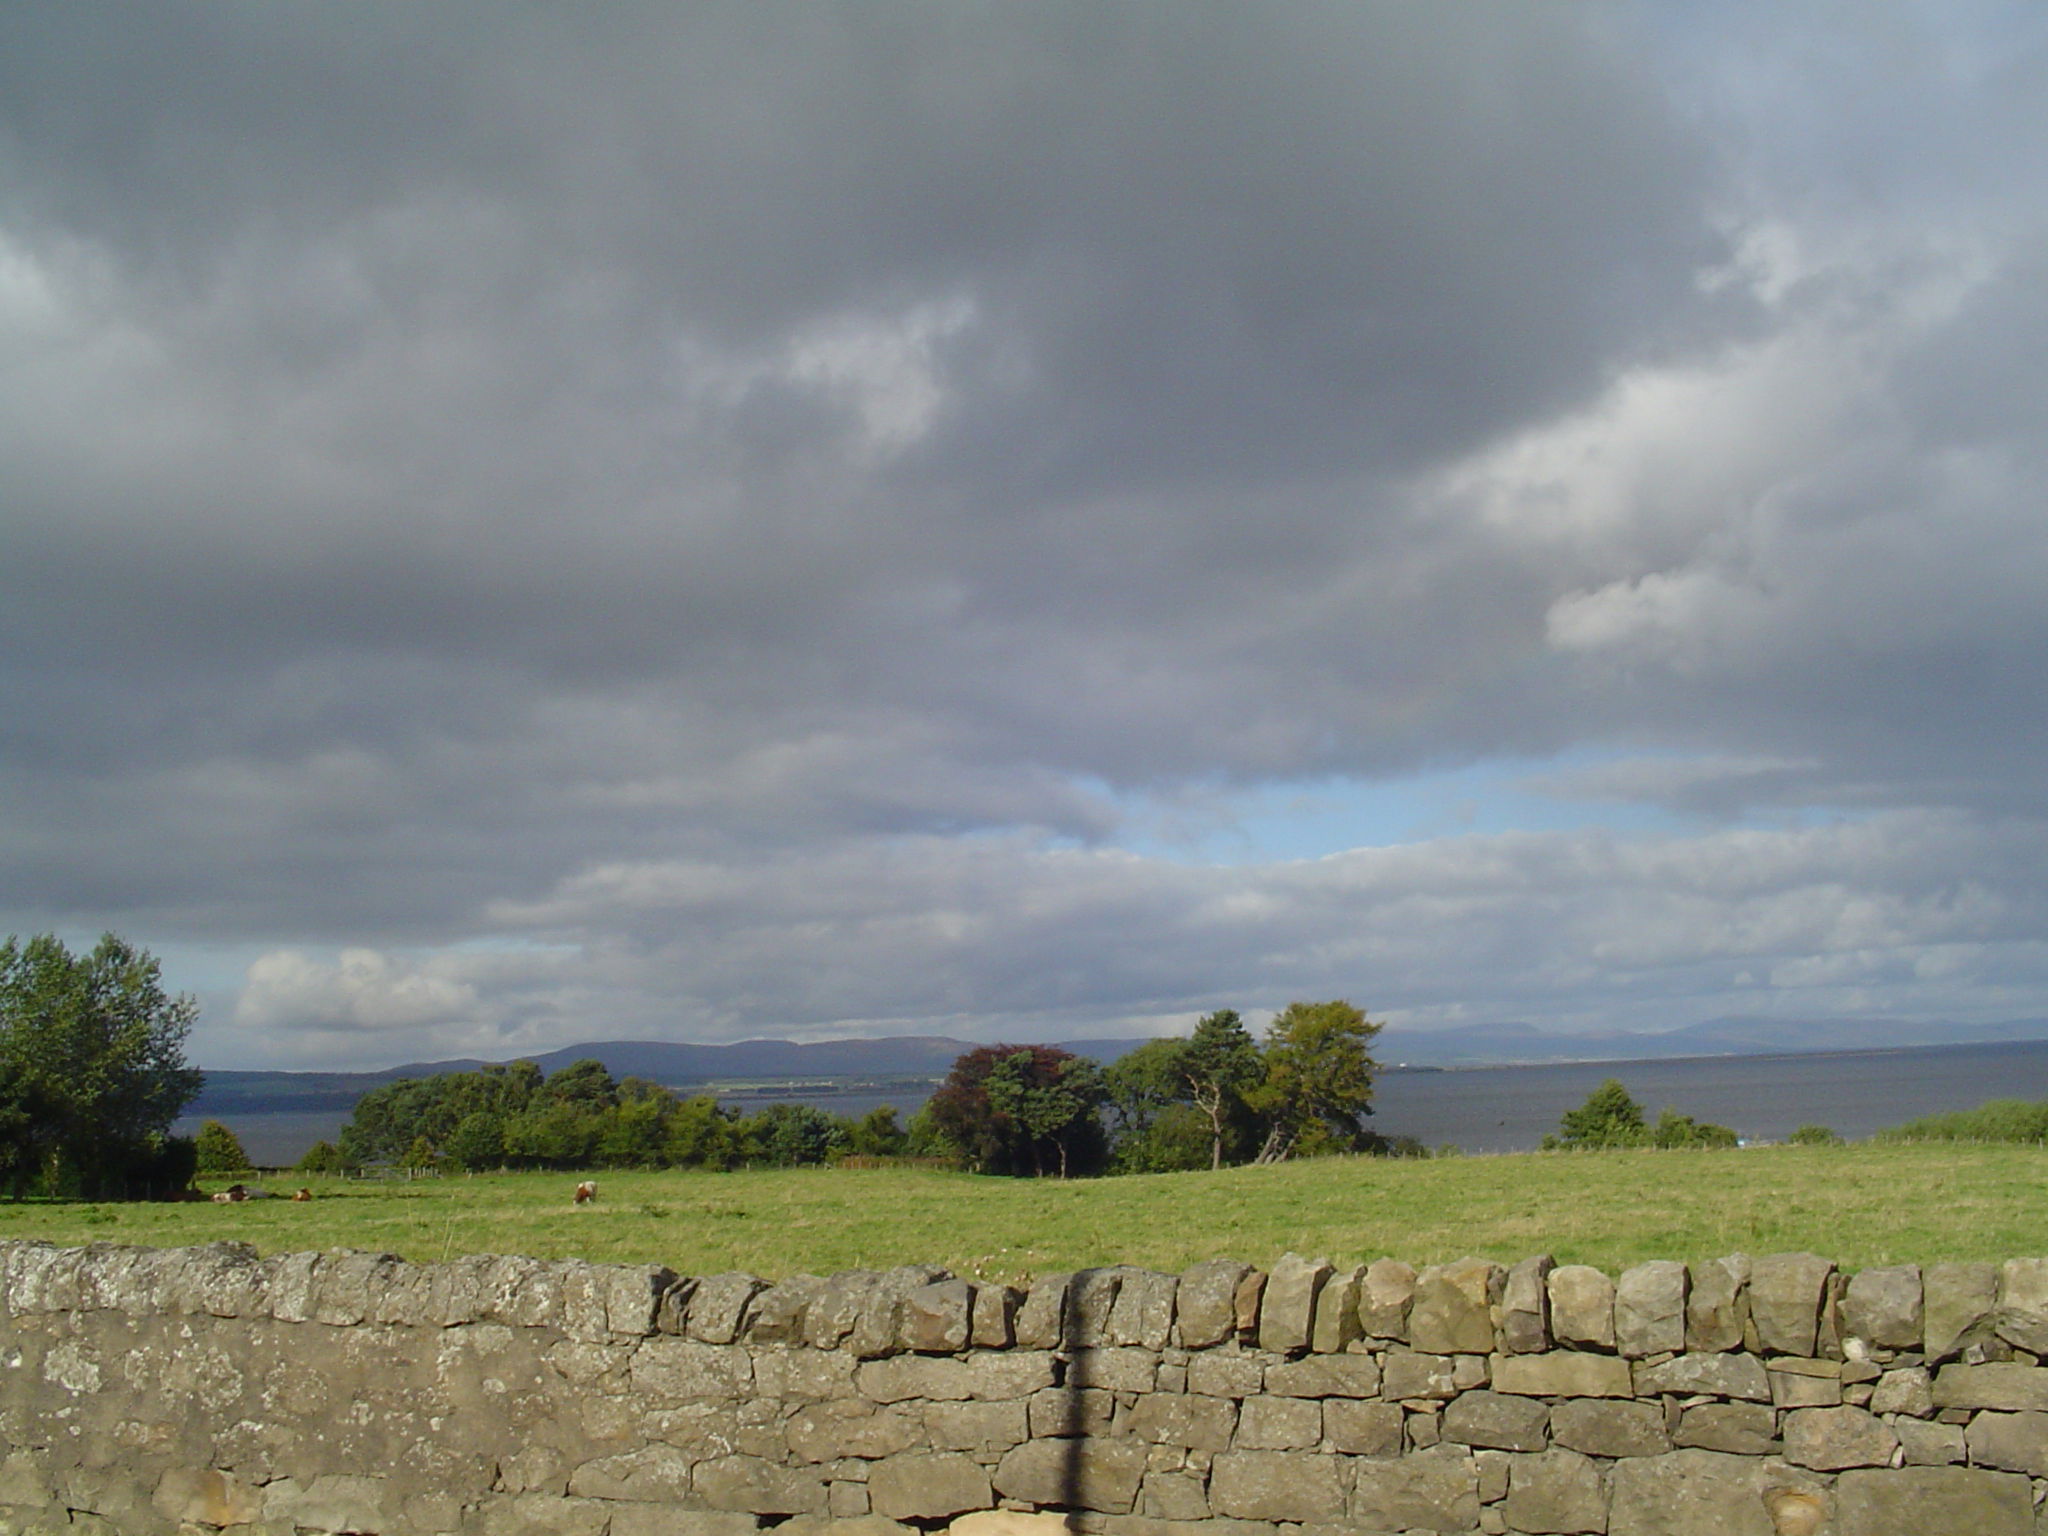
xmin=573 ymin=1180 xmax=598 ymax=1206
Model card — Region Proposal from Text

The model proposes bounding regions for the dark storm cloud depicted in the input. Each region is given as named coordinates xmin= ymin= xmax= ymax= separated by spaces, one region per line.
xmin=2 ymin=3 xmax=2045 ymax=1065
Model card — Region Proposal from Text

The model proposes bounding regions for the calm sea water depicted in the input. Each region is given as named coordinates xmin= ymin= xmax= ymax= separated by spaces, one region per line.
xmin=1372 ymin=1037 xmax=2048 ymax=1154
xmin=187 ymin=1037 xmax=2048 ymax=1168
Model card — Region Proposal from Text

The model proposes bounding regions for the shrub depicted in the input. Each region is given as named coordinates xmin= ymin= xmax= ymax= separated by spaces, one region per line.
xmin=1876 ymin=1099 xmax=2048 ymax=1144
xmin=1543 ymin=1079 xmax=1649 ymax=1150
xmin=1653 ymin=1109 xmax=1739 ymax=1149
xmin=1786 ymin=1124 xmax=1842 ymax=1146
xmin=193 ymin=1120 xmax=252 ymax=1174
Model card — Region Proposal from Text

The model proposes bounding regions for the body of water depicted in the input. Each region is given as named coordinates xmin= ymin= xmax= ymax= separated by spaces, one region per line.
xmin=1372 ymin=1037 xmax=2048 ymax=1153
xmin=184 ymin=1036 xmax=2048 ymax=1168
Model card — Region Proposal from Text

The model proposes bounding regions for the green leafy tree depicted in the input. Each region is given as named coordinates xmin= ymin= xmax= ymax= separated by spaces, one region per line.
xmin=339 ymin=1060 xmax=547 ymax=1167
xmin=901 ymin=1104 xmax=953 ymax=1162
xmin=665 ymin=1095 xmax=742 ymax=1169
xmin=1009 ymin=1053 xmax=1106 ymax=1179
xmin=847 ymin=1105 xmax=906 ymax=1159
xmin=502 ymin=1099 xmax=603 ymax=1167
xmin=193 ymin=1120 xmax=251 ymax=1175
xmin=443 ymin=1111 xmax=508 ymax=1171
xmin=1113 ymin=1102 xmax=1215 ymax=1173
xmin=926 ymin=1045 xmax=1108 ymax=1177
xmin=739 ymin=1103 xmax=850 ymax=1167
xmin=596 ymin=1096 xmax=671 ymax=1168
xmin=1104 ymin=1037 xmax=1190 ymax=1167
xmin=1544 ymin=1079 xmax=1650 ymax=1150
xmin=294 ymin=1140 xmax=349 ymax=1175
xmin=1105 ymin=1011 xmax=1265 ymax=1172
xmin=545 ymin=1058 xmax=618 ymax=1108
xmin=0 ymin=933 xmax=204 ymax=1198
xmin=1249 ymin=1000 xmax=1382 ymax=1163
xmin=401 ymin=1135 xmax=439 ymax=1173
xmin=1179 ymin=1009 xmax=1265 ymax=1169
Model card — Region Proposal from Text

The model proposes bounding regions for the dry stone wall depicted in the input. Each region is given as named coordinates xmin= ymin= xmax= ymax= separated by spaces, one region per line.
xmin=2 ymin=1240 xmax=2046 ymax=1535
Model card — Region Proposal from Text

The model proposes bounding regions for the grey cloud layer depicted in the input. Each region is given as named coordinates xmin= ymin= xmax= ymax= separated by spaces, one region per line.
xmin=2 ymin=4 xmax=2044 ymax=1066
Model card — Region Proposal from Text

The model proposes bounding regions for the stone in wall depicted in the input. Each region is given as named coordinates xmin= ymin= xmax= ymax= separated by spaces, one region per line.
xmin=1994 ymin=1255 xmax=2048 ymax=1353
xmin=1065 ymin=1267 xmax=1124 ymax=1347
xmin=903 ymin=1279 xmax=974 ymax=1354
xmin=1232 ymin=1395 xmax=1319 ymax=1449
xmin=1262 ymin=1352 xmax=1381 ymax=1398
xmin=1255 ymin=1253 xmax=1329 ymax=1353
xmin=1501 ymin=1446 xmax=1606 ymax=1535
xmin=1780 ymin=1405 xmax=1898 ymax=1470
xmin=1350 ymin=1442 xmax=1480 ymax=1532
xmin=1012 ymin=1273 xmax=1070 ymax=1349
xmin=992 ymin=1436 xmax=1147 ymax=1513
xmin=1549 ymin=1397 xmax=1670 ymax=1459
xmin=1172 ymin=1260 xmax=1250 ymax=1350
xmin=1546 ymin=1264 xmax=1616 ymax=1352
xmin=1308 ymin=1263 xmax=1364 ymax=1353
xmin=750 ymin=1276 xmax=827 ymax=1345
xmin=692 ymin=1272 xmax=771 ymax=1344
xmin=1408 ymin=1257 xmax=1500 ymax=1355
xmin=1357 ymin=1257 xmax=1415 ymax=1342
xmin=1380 ymin=1347 xmax=1457 ymax=1400
xmin=1686 ymin=1253 xmax=1749 ymax=1354
xmin=1930 ymin=1360 xmax=2048 ymax=1411
xmin=1839 ymin=1263 xmax=1921 ymax=1351
xmin=1633 ymin=1351 xmax=1770 ymax=1400
xmin=1492 ymin=1349 xmax=1633 ymax=1399
xmin=970 ymin=1281 xmax=1019 ymax=1348
xmin=1922 ymin=1260 xmax=1999 ymax=1361
xmin=1105 ymin=1267 xmax=1176 ymax=1350
xmin=1868 ymin=1363 xmax=1932 ymax=1417
xmin=1833 ymin=1466 xmax=2036 ymax=1536
xmin=867 ymin=1451 xmax=992 ymax=1519
xmin=1614 ymin=1260 xmax=1686 ymax=1358
xmin=1496 ymin=1254 xmax=1554 ymax=1355
xmin=1607 ymin=1449 xmax=1782 ymax=1536
xmin=1747 ymin=1253 xmax=1834 ymax=1356
xmin=1766 ymin=1356 xmax=1842 ymax=1409
xmin=1671 ymin=1402 xmax=1776 ymax=1455
xmin=1963 ymin=1410 xmax=2048 ymax=1476
xmin=1440 ymin=1389 xmax=1548 ymax=1452
xmin=1123 ymin=1392 xmax=1235 ymax=1452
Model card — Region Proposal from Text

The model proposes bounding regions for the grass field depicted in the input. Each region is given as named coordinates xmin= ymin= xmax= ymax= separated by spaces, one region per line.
xmin=1 ymin=1143 xmax=2040 ymax=1283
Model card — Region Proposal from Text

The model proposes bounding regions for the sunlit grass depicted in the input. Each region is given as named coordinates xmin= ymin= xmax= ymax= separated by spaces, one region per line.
xmin=1 ymin=1142 xmax=2040 ymax=1283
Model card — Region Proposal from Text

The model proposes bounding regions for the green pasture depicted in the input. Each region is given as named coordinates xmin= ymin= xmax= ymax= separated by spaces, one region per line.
xmin=1 ymin=1142 xmax=2039 ymax=1283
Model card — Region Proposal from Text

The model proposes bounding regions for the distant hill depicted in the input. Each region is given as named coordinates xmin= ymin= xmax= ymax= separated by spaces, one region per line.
xmin=188 ymin=1017 xmax=2048 ymax=1122
xmin=185 ymin=1035 xmax=1152 ymax=1120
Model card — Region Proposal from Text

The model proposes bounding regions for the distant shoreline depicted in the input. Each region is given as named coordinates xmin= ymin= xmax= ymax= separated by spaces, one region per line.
xmin=181 ymin=1033 xmax=2048 ymax=1168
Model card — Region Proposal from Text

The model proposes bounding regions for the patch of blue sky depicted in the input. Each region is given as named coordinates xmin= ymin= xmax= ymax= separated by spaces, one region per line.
xmin=1096 ymin=747 xmax=1811 ymax=868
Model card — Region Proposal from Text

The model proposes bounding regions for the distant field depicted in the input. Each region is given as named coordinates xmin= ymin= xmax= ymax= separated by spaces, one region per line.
xmin=1 ymin=1143 xmax=2040 ymax=1282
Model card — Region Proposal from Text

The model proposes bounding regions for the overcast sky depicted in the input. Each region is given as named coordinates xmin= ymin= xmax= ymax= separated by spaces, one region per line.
xmin=4 ymin=3 xmax=2047 ymax=1071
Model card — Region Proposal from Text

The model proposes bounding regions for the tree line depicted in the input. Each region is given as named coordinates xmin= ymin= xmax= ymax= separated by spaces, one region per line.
xmin=324 ymin=999 xmax=1399 ymax=1177
xmin=328 ymin=1058 xmax=912 ymax=1174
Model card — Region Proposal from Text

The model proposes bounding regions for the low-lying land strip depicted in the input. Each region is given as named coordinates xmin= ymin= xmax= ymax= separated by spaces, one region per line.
xmin=1 ymin=1142 xmax=2039 ymax=1280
